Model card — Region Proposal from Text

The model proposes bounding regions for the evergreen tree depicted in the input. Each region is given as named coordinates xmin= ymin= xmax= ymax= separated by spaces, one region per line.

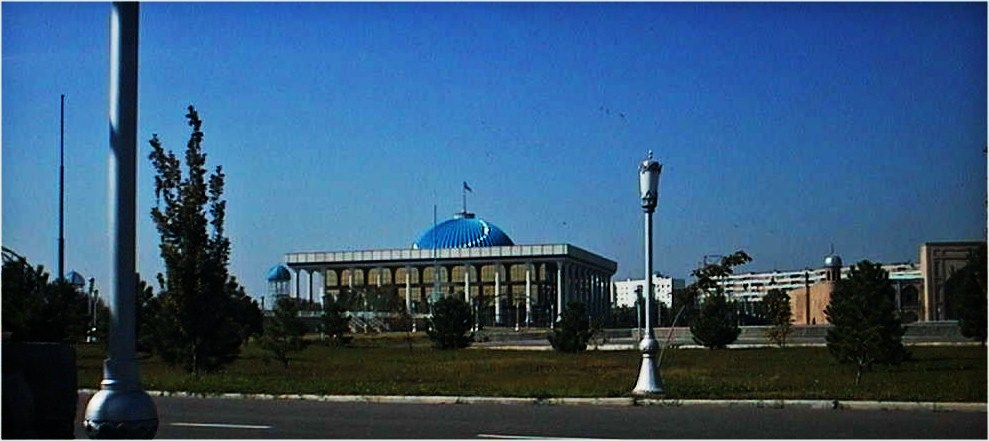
xmin=426 ymin=296 xmax=473 ymax=349
xmin=825 ymin=260 xmax=909 ymax=386
xmin=687 ymin=251 xmax=751 ymax=349
xmin=146 ymin=106 xmax=262 ymax=374
xmin=319 ymin=295 xmax=353 ymax=346
xmin=762 ymin=288 xmax=793 ymax=348
xmin=548 ymin=301 xmax=595 ymax=352
xmin=259 ymin=297 xmax=309 ymax=367
xmin=944 ymin=247 xmax=987 ymax=345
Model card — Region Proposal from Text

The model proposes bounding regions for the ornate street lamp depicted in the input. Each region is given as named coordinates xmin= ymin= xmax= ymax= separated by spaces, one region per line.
xmin=633 ymin=150 xmax=663 ymax=395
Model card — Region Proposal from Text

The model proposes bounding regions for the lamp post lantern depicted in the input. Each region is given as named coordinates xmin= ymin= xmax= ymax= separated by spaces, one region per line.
xmin=633 ymin=150 xmax=663 ymax=395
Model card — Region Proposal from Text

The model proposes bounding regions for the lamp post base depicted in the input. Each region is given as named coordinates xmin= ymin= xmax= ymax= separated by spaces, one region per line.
xmin=632 ymin=338 xmax=663 ymax=395
xmin=84 ymin=389 xmax=158 ymax=439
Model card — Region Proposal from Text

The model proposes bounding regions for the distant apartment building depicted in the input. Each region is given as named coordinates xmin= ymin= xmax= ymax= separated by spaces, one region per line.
xmin=613 ymin=275 xmax=685 ymax=308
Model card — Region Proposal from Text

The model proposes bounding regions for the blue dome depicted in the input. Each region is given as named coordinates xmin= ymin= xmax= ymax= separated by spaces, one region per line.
xmin=413 ymin=212 xmax=514 ymax=249
xmin=266 ymin=265 xmax=291 ymax=282
xmin=66 ymin=270 xmax=86 ymax=287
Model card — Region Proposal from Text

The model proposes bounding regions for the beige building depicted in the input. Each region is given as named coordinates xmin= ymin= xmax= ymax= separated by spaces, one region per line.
xmin=786 ymin=241 xmax=984 ymax=325
xmin=788 ymin=254 xmax=842 ymax=325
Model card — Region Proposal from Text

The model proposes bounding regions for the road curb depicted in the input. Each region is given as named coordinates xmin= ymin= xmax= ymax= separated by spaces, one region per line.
xmin=77 ymin=389 xmax=985 ymax=412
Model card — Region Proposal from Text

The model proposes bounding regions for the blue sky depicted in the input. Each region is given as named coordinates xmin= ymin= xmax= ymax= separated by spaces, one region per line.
xmin=3 ymin=2 xmax=986 ymax=299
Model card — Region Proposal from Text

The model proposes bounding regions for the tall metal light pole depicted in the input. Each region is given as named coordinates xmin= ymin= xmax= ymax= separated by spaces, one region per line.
xmin=84 ymin=3 xmax=158 ymax=438
xmin=58 ymin=94 xmax=65 ymax=282
xmin=633 ymin=150 xmax=663 ymax=395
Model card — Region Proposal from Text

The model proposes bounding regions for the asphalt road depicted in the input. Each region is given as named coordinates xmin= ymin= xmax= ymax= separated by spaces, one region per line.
xmin=75 ymin=394 xmax=986 ymax=439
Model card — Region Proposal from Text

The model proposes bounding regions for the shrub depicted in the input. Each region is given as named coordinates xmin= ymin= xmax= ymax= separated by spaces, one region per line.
xmin=690 ymin=293 xmax=740 ymax=349
xmin=548 ymin=301 xmax=595 ymax=353
xmin=319 ymin=295 xmax=353 ymax=346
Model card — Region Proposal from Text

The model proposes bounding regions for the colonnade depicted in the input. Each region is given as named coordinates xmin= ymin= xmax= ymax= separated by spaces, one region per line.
xmin=288 ymin=259 xmax=613 ymax=327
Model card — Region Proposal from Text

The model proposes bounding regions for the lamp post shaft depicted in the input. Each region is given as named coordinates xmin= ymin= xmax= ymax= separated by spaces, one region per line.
xmin=644 ymin=212 xmax=653 ymax=334
xmin=633 ymin=152 xmax=663 ymax=395
xmin=83 ymin=3 xmax=158 ymax=438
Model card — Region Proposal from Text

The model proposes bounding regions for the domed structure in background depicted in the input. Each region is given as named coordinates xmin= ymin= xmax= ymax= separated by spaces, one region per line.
xmin=266 ymin=265 xmax=292 ymax=306
xmin=824 ymin=254 xmax=843 ymax=269
xmin=66 ymin=270 xmax=87 ymax=288
xmin=412 ymin=211 xmax=514 ymax=250
xmin=266 ymin=265 xmax=291 ymax=282
xmin=824 ymin=252 xmax=843 ymax=282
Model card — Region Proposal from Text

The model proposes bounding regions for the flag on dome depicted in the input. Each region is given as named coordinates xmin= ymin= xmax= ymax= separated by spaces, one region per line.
xmin=463 ymin=181 xmax=472 ymax=192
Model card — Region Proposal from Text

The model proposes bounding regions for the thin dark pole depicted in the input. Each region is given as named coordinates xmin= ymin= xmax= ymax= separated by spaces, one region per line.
xmin=58 ymin=94 xmax=65 ymax=282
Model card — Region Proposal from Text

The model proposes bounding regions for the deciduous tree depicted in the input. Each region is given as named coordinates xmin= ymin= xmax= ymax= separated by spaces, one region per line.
xmin=762 ymin=288 xmax=793 ymax=348
xmin=146 ymin=106 xmax=262 ymax=374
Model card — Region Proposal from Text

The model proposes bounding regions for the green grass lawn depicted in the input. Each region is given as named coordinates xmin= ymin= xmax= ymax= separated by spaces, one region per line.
xmin=76 ymin=336 xmax=986 ymax=402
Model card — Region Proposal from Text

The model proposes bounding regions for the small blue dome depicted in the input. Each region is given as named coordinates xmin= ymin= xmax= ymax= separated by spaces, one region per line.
xmin=266 ymin=265 xmax=291 ymax=282
xmin=413 ymin=212 xmax=514 ymax=249
xmin=66 ymin=270 xmax=86 ymax=287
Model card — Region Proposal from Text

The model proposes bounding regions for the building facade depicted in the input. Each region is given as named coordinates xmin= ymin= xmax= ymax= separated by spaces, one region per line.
xmin=717 ymin=259 xmax=923 ymax=322
xmin=613 ymin=275 xmax=685 ymax=308
xmin=920 ymin=241 xmax=987 ymax=321
xmin=281 ymin=211 xmax=617 ymax=328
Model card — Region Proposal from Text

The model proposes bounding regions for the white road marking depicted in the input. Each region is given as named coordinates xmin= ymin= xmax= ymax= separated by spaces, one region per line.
xmin=477 ymin=435 xmax=608 ymax=440
xmin=170 ymin=422 xmax=272 ymax=430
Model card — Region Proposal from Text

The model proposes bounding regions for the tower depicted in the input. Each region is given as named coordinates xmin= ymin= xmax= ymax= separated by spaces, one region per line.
xmin=266 ymin=265 xmax=292 ymax=309
xmin=824 ymin=252 xmax=843 ymax=282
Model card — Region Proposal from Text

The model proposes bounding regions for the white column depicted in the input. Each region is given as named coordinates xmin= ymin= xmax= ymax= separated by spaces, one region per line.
xmin=590 ymin=273 xmax=597 ymax=316
xmin=495 ymin=269 xmax=502 ymax=325
xmin=405 ymin=267 xmax=411 ymax=313
xmin=294 ymin=269 xmax=301 ymax=299
xmin=525 ymin=263 xmax=532 ymax=326
xmin=464 ymin=264 xmax=470 ymax=303
xmin=376 ymin=268 xmax=382 ymax=287
xmin=556 ymin=262 xmax=564 ymax=322
xmin=348 ymin=269 xmax=354 ymax=291
xmin=308 ymin=269 xmax=314 ymax=303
